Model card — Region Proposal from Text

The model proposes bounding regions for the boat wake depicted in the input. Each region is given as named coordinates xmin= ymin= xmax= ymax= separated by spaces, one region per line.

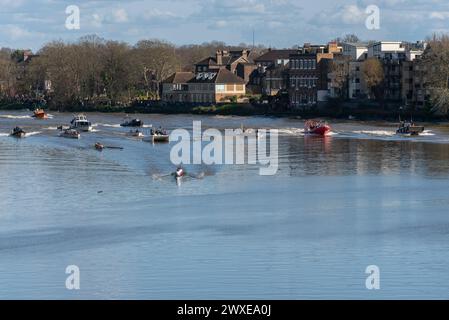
xmin=25 ymin=131 xmax=41 ymax=137
xmin=96 ymin=123 xmax=121 ymax=128
xmin=351 ymin=130 xmax=435 ymax=138
xmin=278 ymin=128 xmax=305 ymax=136
xmin=352 ymin=130 xmax=395 ymax=137
xmin=96 ymin=123 xmax=152 ymax=129
xmin=0 ymin=133 xmax=9 ymax=137
xmin=420 ymin=130 xmax=435 ymax=136
xmin=0 ymin=115 xmax=32 ymax=119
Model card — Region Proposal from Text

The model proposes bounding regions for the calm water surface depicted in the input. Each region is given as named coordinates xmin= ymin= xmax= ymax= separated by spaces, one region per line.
xmin=1 ymin=110 xmax=449 ymax=299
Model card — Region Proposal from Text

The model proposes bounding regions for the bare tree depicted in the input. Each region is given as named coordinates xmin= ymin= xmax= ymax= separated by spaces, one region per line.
xmin=421 ymin=33 xmax=449 ymax=114
xmin=134 ymin=39 xmax=179 ymax=99
xmin=363 ymin=58 xmax=384 ymax=100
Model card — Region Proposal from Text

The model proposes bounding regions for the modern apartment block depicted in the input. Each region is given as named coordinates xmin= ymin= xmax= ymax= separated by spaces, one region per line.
xmin=340 ymin=41 xmax=426 ymax=105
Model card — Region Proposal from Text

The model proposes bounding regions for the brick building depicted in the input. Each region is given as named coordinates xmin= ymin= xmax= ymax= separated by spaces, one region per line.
xmin=288 ymin=42 xmax=341 ymax=109
xmin=162 ymin=68 xmax=246 ymax=104
xmin=254 ymin=49 xmax=297 ymax=96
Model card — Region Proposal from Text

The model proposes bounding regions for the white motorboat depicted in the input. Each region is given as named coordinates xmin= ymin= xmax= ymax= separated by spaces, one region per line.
xmin=70 ymin=114 xmax=92 ymax=132
xmin=143 ymin=128 xmax=169 ymax=143
xmin=143 ymin=134 xmax=169 ymax=143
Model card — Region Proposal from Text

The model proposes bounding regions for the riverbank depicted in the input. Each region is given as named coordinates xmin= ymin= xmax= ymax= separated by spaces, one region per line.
xmin=1 ymin=100 xmax=447 ymax=122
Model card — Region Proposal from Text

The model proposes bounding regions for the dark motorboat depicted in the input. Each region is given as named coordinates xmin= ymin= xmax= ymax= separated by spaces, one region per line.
xmin=10 ymin=127 xmax=26 ymax=138
xmin=396 ymin=120 xmax=425 ymax=136
xmin=120 ymin=118 xmax=143 ymax=127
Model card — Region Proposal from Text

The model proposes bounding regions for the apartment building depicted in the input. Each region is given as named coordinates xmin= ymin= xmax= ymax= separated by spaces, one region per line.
xmin=254 ymin=49 xmax=297 ymax=96
xmin=288 ymin=42 xmax=341 ymax=108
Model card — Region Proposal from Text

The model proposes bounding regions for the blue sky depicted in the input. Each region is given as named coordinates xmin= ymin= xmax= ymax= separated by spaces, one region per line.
xmin=1 ymin=0 xmax=449 ymax=51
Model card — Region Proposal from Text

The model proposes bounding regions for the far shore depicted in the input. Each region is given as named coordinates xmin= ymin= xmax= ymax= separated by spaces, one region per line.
xmin=1 ymin=101 xmax=447 ymax=123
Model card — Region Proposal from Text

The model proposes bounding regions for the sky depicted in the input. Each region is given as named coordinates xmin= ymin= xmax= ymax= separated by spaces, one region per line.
xmin=1 ymin=0 xmax=449 ymax=51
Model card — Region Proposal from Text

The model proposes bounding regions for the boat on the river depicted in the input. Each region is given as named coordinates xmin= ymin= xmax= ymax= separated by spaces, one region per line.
xmin=144 ymin=128 xmax=169 ymax=143
xmin=126 ymin=129 xmax=144 ymax=138
xmin=32 ymin=108 xmax=48 ymax=119
xmin=396 ymin=120 xmax=424 ymax=136
xmin=70 ymin=114 xmax=92 ymax=132
xmin=60 ymin=129 xmax=80 ymax=139
xmin=10 ymin=127 xmax=26 ymax=138
xmin=175 ymin=167 xmax=185 ymax=179
xmin=120 ymin=118 xmax=143 ymax=127
xmin=95 ymin=142 xmax=104 ymax=151
xmin=304 ymin=120 xmax=331 ymax=136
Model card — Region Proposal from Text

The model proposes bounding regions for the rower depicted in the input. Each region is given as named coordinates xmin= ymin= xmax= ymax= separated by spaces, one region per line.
xmin=95 ymin=142 xmax=104 ymax=151
xmin=175 ymin=167 xmax=185 ymax=178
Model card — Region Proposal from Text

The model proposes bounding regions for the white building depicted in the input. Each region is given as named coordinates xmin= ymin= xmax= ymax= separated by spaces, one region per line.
xmin=342 ymin=43 xmax=368 ymax=61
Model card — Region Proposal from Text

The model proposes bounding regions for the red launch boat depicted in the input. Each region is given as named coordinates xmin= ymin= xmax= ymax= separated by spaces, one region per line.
xmin=304 ymin=120 xmax=331 ymax=136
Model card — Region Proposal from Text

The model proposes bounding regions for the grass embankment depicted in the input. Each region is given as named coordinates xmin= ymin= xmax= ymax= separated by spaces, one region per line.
xmin=1 ymin=100 xmax=447 ymax=122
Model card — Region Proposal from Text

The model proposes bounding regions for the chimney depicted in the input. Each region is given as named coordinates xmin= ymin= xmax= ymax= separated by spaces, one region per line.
xmin=216 ymin=50 xmax=223 ymax=65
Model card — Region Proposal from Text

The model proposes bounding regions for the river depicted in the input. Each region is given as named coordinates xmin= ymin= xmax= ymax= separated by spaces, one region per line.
xmin=1 ymin=110 xmax=449 ymax=299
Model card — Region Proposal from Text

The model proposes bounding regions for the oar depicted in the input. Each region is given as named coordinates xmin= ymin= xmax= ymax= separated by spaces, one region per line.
xmin=104 ymin=146 xmax=124 ymax=150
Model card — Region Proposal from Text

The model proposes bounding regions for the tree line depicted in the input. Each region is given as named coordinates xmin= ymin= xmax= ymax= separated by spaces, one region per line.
xmin=2 ymin=33 xmax=449 ymax=114
xmin=0 ymin=35 xmax=265 ymax=110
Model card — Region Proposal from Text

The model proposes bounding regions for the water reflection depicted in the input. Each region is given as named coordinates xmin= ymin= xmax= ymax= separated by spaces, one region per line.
xmin=281 ymin=135 xmax=449 ymax=177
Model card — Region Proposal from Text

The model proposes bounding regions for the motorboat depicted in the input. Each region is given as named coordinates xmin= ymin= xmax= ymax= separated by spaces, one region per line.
xmin=143 ymin=128 xmax=169 ymax=143
xmin=59 ymin=129 xmax=80 ymax=139
xmin=144 ymin=134 xmax=170 ymax=143
xmin=304 ymin=120 xmax=331 ymax=136
xmin=70 ymin=114 xmax=92 ymax=132
xmin=396 ymin=121 xmax=424 ymax=136
xmin=32 ymin=108 xmax=48 ymax=119
xmin=10 ymin=127 xmax=26 ymax=138
xmin=120 ymin=118 xmax=143 ymax=127
xmin=126 ymin=129 xmax=144 ymax=138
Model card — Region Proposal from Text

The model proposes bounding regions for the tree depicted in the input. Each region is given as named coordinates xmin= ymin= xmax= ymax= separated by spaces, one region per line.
xmin=363 ymin=58 xmax=384 ymax=100
xmin=0 ymin=49 xmax=17 ymax=98
xmin=343 ymin=34 xmax=360 ymax=43
xmin=134 ymin=39 xmax=179 ymax=99
xmin=420 ymin=33 xmax=449 ymax=114
xmin=329 ymin=55 xmax=350 ymax=99
xmin=101 ymin=41 xmax=133 ymax=102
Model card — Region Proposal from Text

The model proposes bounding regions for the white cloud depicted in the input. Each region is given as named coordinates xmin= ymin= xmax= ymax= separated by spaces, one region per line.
xmin=91 ymin=13 xmax=103 ymax=28
xmin=0 ymin=0 xmax=23 ymax=7
xmin=1 ymin=25 xmax=32 ymax=39
xmin=429 ymin=11 xmax=449 ymax=20
xmin=340 ymin=4 xmax=366 ymax=24
xmin=113 ymin=8 xmax=128 ymax=23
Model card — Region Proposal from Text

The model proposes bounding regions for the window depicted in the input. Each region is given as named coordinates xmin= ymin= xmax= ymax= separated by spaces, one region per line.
xmin=300 ymin=59 xmax=304 ymax=69
xmin=216 ymin=84 xmax=225 ymax=92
